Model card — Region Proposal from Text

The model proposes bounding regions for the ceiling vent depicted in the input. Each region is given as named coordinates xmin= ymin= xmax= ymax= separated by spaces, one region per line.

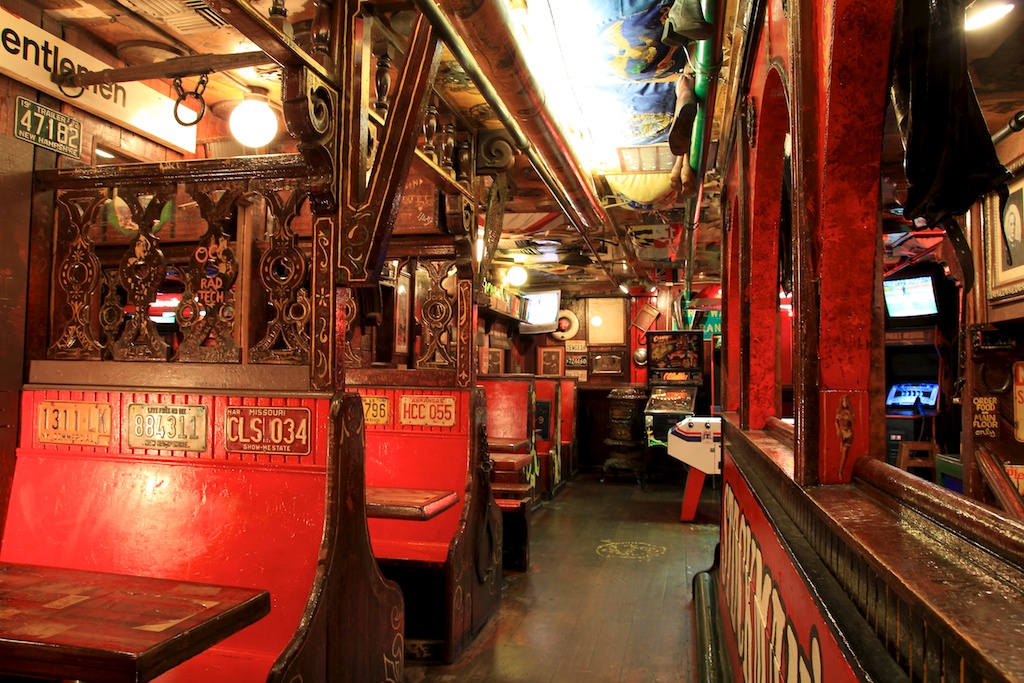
xmin=123 ymin=0 xmax=227 ymax=34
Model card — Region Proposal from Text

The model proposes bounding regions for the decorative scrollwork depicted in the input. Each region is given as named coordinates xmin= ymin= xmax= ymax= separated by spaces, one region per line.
xmin=49 ymin=191 xmax=106 ymax=359
xmin=110 ymin=209 xmax=170 ymax=361
xmin=281 ymin=65 xmax=338 ymax=214
xmin=175 ymin=190 xmax=242 ymax=363
xmin=476 ymin=130 xmax=516 ymax=175
xmin=417 ymin=260 xmax=456 ymax=368
xmin=251 ymin=191 xmax=311 ymax=364
xmin=310 ymin=215 xmax=335 ymax=389
xmin=341 ymin=287 xmax=361 ymax=368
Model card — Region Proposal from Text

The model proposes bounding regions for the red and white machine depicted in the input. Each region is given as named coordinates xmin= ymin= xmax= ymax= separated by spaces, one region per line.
xmin=667 ymin=417 xmax=721 ymax=521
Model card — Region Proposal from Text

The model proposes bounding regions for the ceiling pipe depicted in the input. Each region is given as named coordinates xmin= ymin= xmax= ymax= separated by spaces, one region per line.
xmin=683 ymin=0 xmax=725 ymax=298
xmin=413 ymin=0 xmax=618 ymax=285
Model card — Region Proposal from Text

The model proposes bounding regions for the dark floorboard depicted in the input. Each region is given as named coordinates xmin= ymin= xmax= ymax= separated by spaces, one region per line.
xmin=405 ymin=471 xmax=721 ymax=683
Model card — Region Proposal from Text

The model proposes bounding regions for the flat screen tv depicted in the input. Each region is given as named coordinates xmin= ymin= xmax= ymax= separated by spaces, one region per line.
xmin=519 ymin=290 xmax=561 ymax=334
xmin=883 ymin=275 xmax=938 ymax=319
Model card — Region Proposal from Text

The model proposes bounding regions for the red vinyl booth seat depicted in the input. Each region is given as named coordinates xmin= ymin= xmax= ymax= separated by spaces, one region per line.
xmin=354 ymin=386 xmax=501 ymax=664
xmin=1 ymin=390 xmax=398 ymax=683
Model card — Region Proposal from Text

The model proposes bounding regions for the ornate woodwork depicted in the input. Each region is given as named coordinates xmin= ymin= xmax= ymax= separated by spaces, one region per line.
xmin=49 ymin=192 xmax=106 ymax=360
xmin=339 ymin=13 xmax=442 ymax=285
xmin=36 ymin=157 xmax=330 ymax=385
xmin=108 ymin=191 xmax=173 ymax=362
xmin=416 ymin=259 xmax=456 ymax=368
xmin=475 ymin=173 xmax=508 ymax=288
xmin=175 ymin=190 xmax=243 ymax=363
xmin=251 ymin=191 xmax=312 ymax=365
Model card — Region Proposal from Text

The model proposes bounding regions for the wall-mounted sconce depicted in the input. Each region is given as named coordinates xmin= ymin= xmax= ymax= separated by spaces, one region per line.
xmin=229 ymin=88 xmax=279 ymax=148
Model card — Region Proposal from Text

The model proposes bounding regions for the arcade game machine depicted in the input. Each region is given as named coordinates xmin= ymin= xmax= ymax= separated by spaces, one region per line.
xmin=882 ymin=269 xmax=956 ymax=467
xmin=644 ymin=330 xmax=703 ymax=473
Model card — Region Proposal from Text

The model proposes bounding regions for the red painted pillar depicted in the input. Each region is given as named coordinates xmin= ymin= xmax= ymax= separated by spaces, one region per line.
xmin=808 ymin=0 xmax=895 ymax=483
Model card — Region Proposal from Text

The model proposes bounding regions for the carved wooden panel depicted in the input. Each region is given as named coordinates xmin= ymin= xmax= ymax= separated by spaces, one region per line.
xmin=251 ymin=191 xmax=312 ymax=365
xmin=416 ymin=259 xmax=456 ymax=369
xmin=49 ymin=191 xmax=106 ymax=360
xmin=108 ymin=191 xmax=173 ymax=362
xmin=175 ymin=190 xmax=242 ymax=363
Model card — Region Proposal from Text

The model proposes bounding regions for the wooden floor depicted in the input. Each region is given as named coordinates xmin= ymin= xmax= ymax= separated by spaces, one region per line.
xmin=406 ymin=470 xmax=721 ymax=683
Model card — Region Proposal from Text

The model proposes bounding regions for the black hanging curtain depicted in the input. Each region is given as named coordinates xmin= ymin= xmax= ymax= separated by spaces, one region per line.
xmin=890 ymin=0 xmax=1010 ymax=227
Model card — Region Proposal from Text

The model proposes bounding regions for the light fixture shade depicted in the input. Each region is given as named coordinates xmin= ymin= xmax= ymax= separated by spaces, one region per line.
xmin=965 ymin=0 xmax=1015 ymax=29
xmin=229 ymin=97 xmax=278 ymax=148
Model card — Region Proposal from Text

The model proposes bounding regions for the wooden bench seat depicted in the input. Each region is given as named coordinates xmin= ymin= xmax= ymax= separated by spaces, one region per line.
xmin=355 ymin=386 xmax=502 ymax=663
xmin=1 ymin=390 xmax=403 ymax=683
xmin=488 ymin=438 xmax=531 ymax=452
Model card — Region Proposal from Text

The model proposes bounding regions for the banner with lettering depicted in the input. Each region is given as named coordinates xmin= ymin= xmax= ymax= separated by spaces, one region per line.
xmin=0 ymin=8 xmax=196 ymax=153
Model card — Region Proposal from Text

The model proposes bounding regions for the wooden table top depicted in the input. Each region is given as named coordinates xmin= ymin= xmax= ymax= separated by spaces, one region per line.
xmin=0 ymin=562 xmax=270 ymax=683
xmin=365 ymin=486 xmax=460 ymax=521
xmin=489 ymin=451 xmax=533 ymax=471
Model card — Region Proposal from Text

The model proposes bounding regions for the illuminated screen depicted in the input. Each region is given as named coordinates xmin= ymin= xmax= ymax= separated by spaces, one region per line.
xmin=883 ymin=276 xmax=938 ymax=318
xmin=523 ymin=290 xmax=561 ymax=325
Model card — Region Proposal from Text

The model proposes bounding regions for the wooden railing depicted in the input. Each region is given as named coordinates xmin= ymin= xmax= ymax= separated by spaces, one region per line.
xmin=726 ymin=418 xmax=1024 ymax=683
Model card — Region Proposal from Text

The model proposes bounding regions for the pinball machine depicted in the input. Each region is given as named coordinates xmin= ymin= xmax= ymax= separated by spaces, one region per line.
xmin=643 ymin=330 xmax=703 ymax=462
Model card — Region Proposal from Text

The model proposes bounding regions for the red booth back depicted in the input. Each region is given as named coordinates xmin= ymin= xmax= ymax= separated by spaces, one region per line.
xmin=356 ymin=387 xmax=471 ymax=563
xmin=477 ymin=377 xmax=533 ymax=443
xmin=2 ymin=390 xmax=329 ymax=679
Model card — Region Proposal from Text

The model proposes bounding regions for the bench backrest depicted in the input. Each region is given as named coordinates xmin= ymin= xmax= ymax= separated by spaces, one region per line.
xmin=2 ymin=389 xmax=400 ymax=683
xmin=355 ymin=387 xmax=471 ymax=563
xmin=477 ymin=376 xmax=536 ymax=449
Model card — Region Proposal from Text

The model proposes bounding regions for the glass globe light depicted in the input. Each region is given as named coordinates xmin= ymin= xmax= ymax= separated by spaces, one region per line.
xmin=229 ymin=94 xmax=279 ymax=148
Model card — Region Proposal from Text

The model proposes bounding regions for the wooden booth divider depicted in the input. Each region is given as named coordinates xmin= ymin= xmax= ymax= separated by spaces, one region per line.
xmin=354 ymin=385 xmax=503 ymax=663
xmin=2 ymin=390 xmax=404 ymax=683
xmin=477 ymin=375 xmax=536 ymax=572
xmin=559 ymin=377 xmax=579 ymax=480
xmin=533 ymin=377 xmax=563 ymax=500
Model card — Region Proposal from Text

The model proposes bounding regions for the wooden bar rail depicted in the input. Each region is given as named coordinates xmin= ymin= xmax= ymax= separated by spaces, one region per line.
xmin=0 ymin=562 xmax=270 ymax=683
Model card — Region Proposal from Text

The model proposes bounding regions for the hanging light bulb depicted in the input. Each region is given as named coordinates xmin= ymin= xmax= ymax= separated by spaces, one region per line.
xmin=506 ymin=265 xmax=528 ymax=287
xmin=230 ymin=88 xmax=279 ymax=148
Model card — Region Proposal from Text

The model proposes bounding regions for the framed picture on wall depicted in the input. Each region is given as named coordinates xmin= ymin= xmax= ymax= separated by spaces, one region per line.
xmin=986 ymin=157 xmax=1024 ymax=300
xmin=480 ymin=347 xmax=504 ymax=375
xmin=537 ymin=347 xmax=565 ymax=376
xmin=591 ymin=352 xmax=624 ymax=375
xmin=586 ymin=298 xmax=627 ymax=345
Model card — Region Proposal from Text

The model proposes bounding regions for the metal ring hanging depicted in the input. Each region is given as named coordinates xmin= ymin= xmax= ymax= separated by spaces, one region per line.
xmin=56 ymin=80 xmax=85 ymax=99
xmin=172 ymin=75 xmax=208 ymax=127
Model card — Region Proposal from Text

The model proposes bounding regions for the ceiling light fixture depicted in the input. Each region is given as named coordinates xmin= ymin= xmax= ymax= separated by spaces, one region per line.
xmin=229 ymin=88 xmax=279 ymax=148
xmin=965 ymin=0 xmax=1015 ymax=29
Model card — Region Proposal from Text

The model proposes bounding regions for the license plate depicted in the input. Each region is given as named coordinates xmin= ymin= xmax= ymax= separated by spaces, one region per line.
xmin=127 ymin=403 xmax=207 ymax=452
xmin=225 ymin=406 xmax=311 ymax=455
xmin=36 ymin=401 xmax=113 ymax=447
xmin=361 ymin=396 xmax=390 ymax=425
xmin=398 ymin=396 xmax=456 ymax=427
